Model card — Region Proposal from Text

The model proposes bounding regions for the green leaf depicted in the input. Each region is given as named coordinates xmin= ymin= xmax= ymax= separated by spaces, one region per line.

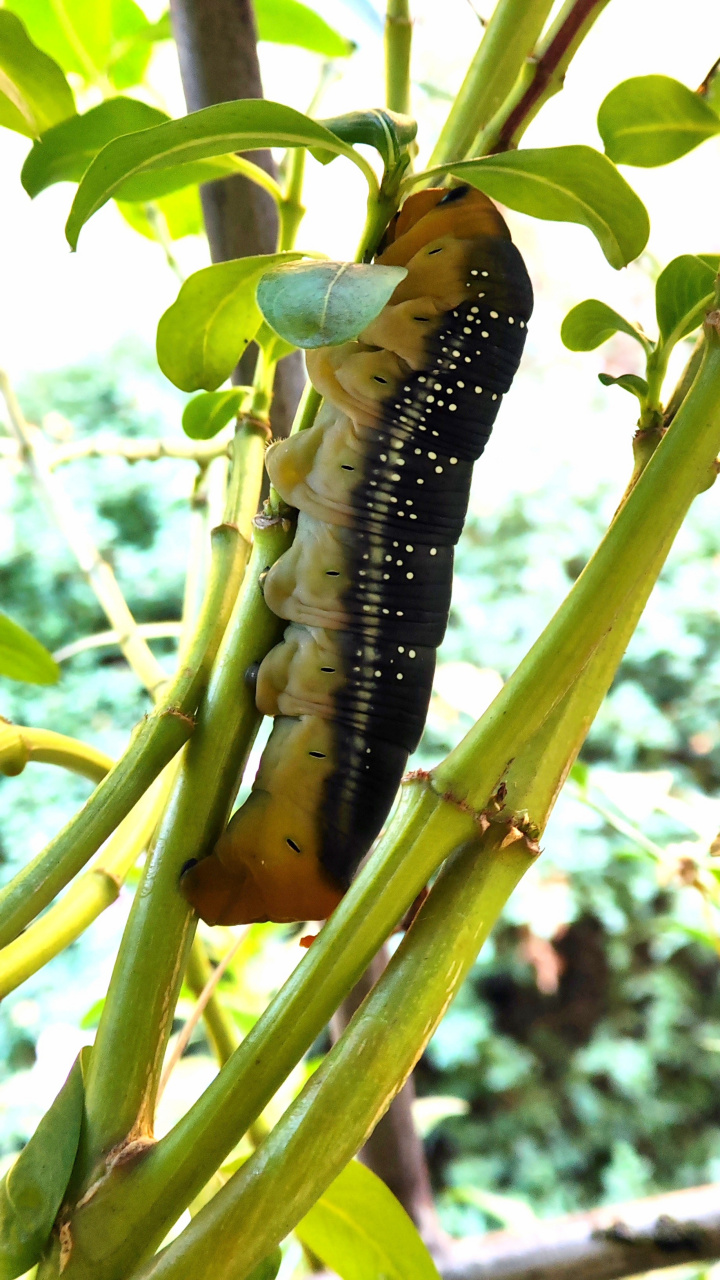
xmin=255 ymin=0 xmax=353 ymax=57
xmin=157 ymin=253 xmax=305 ymax=392
xmin=296 ymin=1160 xmax=441 ymax=1280
xmin=0 ymin=613 xmax=60 ymax=685
xmin=257 ymin=260 xmax=407 ymax=348
xmin=598 ymin=372 xmax=649 ymax=402
xmin=655 ymin=254 xmax=717 ymax=344
xmin=598 ymin=75 xmax=720 ymax=167
xmin=182 ymin=389 xmax=251 ymax=439
xmin=4 ymin=0 xmax=113 ymax=82
xmin=0 ymin=1051 xmax=86 ymax=1278
xmin=22 ymin=97 xmax=168 ymax=196
xmin=65 ymin=100 xmax=356 ymax=248
xmin=560 ymin=299 xmax=648 ymax=352
xmin=0 ymin=11 xmax=74 ymax=139
xmin=451 ymin=146 xmax=649 ymax=270
xmin=318 ymin=108 xmax=416 ymax=168
xmin=117 ymin=187 xmax=204 ymax=241
xmin=107 ymin=0 xmax=170 ymax=90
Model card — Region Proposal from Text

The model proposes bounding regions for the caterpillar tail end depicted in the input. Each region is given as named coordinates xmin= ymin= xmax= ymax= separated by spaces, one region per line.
xmin=180 ymin=801 xmax=345 ymax=926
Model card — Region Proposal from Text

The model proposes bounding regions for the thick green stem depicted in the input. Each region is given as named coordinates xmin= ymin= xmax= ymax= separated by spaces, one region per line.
xmin=0 ymin=522 xmax=246 ymax=950
xmin=434 ymin=324 xmax=720 ymax=810
xmin=0 ymin=726 xmax=112 ymax=784
xmin=0 ymin=775 xmax=167 ymax=1000
xmin=132 ymin=825 xmax=536 ymax=1280
xmin=428 ymin=0 xmax=555 ymax=168
xmin=475 ymin=0 xmax=613 ymax=156
xmin=68 ymin=517 xmax=290 ymax=1194
xmin=385 ymin=0 xmax=412 ymax=116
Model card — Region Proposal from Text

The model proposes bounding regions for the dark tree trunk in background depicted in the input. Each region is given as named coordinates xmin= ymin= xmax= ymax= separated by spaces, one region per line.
xmin=169 ymin=0 xmax=305 ymax=437
xmin=332 ymin=946 xmax=447 ymax=1253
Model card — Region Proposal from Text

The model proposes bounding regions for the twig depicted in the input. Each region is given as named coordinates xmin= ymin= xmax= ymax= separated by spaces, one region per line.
xmin=158 ymin=930 xmax=248 ymax=1099
xmin=0 ymin=370 xmax=169 ymax=700
xmin=53 ymin=623 xmax=183 ymax=664
xmin=439 ymin=1183 xmax=720 ymax=1280
xmin=0 ymin=433 xmax=233 ymax=467
xmin=0 ymin=723 xmax=112 ymax=783
xmin=482 ymin=0 xmax=612 ymax=155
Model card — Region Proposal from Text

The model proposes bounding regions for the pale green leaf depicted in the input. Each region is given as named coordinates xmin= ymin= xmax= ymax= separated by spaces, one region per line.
xmin=4 ymin=0 xmax=112 ymax=81
xmin=296 ymin=1160 xmax=440 ymax=1280
xmin=117 ymin=186 xmax=204 ymax=241
xmin=257 ymin=260 xmax=407 ymax=348
xmin=598 ymin=75 xmax=720 ymax=168
xmin=0 ymin=1052 xmax=85 ymax=1278
xmin=66 ymin=100 xmax=355 ymax=248
xmin=451 ymin=145 xmax=649 ymax=269
xmin=598 ymin=372 xmax=649 ymax=402
xmin=255 ymin=0 xmax=353 ymax=56
xmin=156 ymin=253 xmax=305 ymax=392
xmin=22 ymin=97 xmax=167 ymax=196
xmin=0 ymin=11 xmax=74 ymax=139
xmin=0 ymin=614 xmax=60 ymax=684
xmin=182 ymin=389 xmax=251 ymax=439
xmin=561 ymin=299 xmax=647 ymax=352
xmin=655 ymin=254 xmax=717 ymax=344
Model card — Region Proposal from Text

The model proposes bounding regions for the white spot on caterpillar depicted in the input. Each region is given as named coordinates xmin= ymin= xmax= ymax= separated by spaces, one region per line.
xmin=470 ymin=306 xmax=479 ymax=314
xmin=481 ymin=331 xmax=489 ymax=338
xmin=374 ymin=670 xmax=382 ymax=677
xmin=428 ymin=451 xmax=437 ymax=459
xmin=449 ymin=404 xmax=457 ymax=411
xmin=430 ymin=547 xmax=437 ymax=555
xmin=409 ymin=650 xmax=416 ymax=658
xmin=481 ymin=270 xmax=489 ymax=277
xmin=463 ymin=327 xmax=472 ymax=335
xmin=417 ymin=477 xmax=424 ymax=484
xmin=475 ymin=386 xmax=483 ymax=394
xmin=426 ymin=395 xmax=435 ymax=403
xmin=435 ymin=466 xmax=443 ymax=473
xmin=450 ymin=457 xmax=458 ymax=465
xmin=492 ymin=393 xmax=498 ymax=400
xmin=490 ymin=310 xmax=498 ymax=318
xmin=397 ymin=610 xmax=404 ymax=616
xmin=406 ymin=545 xmax=414 ymax=552
xmin=406 ymin=572 xmax=414 ymax=579
xmin=397 ymin=672 xmax=403 ymax=680
xmin=410 ymin=513 xmax=417 ymax=519
xmin=508 ymin=317 xmax=515 ymax=324
xmin=398 ymin=645 xmax=405 ymax=652
xmin=470 ymin=269 xmax=478 ymax=276
xmin=457 ymin=380 xmax=465 ymax=388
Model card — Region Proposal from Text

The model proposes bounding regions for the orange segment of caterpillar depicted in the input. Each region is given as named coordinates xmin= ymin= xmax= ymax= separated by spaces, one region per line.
xmin=180 ymin=186 xmax=534 ymax=926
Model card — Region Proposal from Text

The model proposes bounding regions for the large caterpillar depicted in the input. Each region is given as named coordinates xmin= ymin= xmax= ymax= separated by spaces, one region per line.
xmin=182 ymin=185 xmax=533 ymax=926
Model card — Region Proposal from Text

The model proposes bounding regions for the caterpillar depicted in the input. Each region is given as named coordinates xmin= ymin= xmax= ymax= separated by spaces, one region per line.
xmin=181 ymin=184 xmax=533 ymax=926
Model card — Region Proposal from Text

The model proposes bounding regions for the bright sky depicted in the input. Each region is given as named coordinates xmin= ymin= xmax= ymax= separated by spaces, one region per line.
xmin=1 ymin=0 xmax=719 ymax=500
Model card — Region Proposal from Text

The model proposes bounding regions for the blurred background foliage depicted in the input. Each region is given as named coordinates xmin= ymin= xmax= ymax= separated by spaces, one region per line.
xmin=3 ymin=338 xmax=720 ymax=1240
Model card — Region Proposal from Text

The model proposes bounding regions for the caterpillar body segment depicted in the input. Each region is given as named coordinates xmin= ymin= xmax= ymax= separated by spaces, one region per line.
xmin=181 ymin=186 xmax=533 ymax=925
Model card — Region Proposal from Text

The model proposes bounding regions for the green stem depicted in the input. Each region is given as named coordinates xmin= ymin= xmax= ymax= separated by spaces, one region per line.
xmin=0 ymin=775 xmax=168 ymax=1001
xmin=433 ymin=323 xmax=720 ymax=810
xmin=427 ymin=0 xmax=555 ymax=168
xmin=0 ymin=522 xmax=246 ymax=951
xmin=185 ymin=936 xmax=239 ymax=1068
xmin=385 ymin=0 xmax=412 ymax=116
xmin=0 ymin=725 xmax=112 ymax=784
xmin=474 ymin=0 xmax=613 ymax=156
xmin=131 ymin=826 xmax=536 ymax=1280
xmin=144 ymin=204 xmax=186 ymax=283
xmin=65 ymin=517 xmax=292 ymax=1204
xmin=278 ymin=148 xmax=307 ymax=252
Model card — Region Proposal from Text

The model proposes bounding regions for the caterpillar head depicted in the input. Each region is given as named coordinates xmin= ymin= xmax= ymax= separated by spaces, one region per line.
xmin=377 ymin=185 xmax=510 ymax=268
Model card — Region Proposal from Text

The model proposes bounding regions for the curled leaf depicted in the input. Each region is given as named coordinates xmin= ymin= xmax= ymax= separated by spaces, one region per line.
xmin=257 ymin=261 xmax=407 ymax=348
xmin=655 ymin=254 xmax=717 ymax=345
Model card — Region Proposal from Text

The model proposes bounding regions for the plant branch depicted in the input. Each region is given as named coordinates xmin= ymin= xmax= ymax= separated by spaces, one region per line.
xmin=428 ymin=0 xmax=555 ymax=168
xmin=159 ymin=931 xmax=246 ymax=1095
xmin=0 ymin=520 xmax=247 ymax=950
xmin=385 ymin=0 xmax=412 ymax=117
xmin=0 ymin=371 xmax=169 ymax=700
xmin=0 ymin=724 xmax=112 ymax=784
xmin=478 ymin=0 xmax=613 ymax=155
xmin=64 ymin=514 xmax=291 ymax=1209
xmin=54 ymin=624 xmax=184 ymax=665
xmin=439 ymin=1183 xmax=720 ymax=1280
xmin=0 ymin=774 xmax=168 ymax=1000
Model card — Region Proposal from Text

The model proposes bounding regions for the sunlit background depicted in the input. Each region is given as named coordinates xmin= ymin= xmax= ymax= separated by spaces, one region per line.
xmin=3 ymin=0 xmax=720 ymax=1267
